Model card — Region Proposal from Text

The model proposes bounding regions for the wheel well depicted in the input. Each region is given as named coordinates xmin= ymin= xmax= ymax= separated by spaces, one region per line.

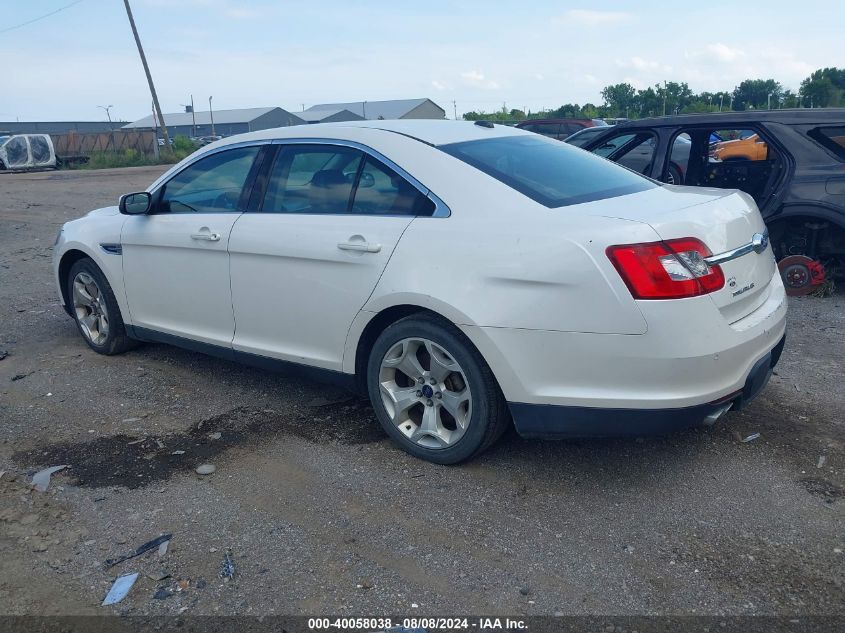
xmin=768 ymin=215 xmax=845 ymax=260
xmin=58 ymin=249 xmax=90 ymax=315
xmin=353 ymin=305 xmax=453 ymax=393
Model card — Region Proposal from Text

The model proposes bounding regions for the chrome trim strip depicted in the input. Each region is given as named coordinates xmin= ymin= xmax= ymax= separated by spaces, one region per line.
xmin=704 ymin=231 xmax=769 ymax=266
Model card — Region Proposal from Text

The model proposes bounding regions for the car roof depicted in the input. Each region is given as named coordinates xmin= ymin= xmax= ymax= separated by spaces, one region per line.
xmin=516 ymin=118 xmax=594 ymax=125
xmin=612 ymin=108 xmax=845 ymax=129
xmin=212 ymin=120 xmax=527 ymax=149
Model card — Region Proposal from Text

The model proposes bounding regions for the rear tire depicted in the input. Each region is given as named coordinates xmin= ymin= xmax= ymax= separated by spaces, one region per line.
xmin=67 ymin=258 xmax=137 ymax=355
xmin=367 ymin=313 xmax=510 ymax=464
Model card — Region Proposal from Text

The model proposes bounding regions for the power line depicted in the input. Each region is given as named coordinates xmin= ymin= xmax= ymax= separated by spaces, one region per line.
xmin=0 ymin=0 xmax=85 ymax=35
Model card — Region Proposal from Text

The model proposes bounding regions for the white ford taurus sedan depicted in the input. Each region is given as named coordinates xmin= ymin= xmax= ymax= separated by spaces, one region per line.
xmin=54 ymin=120 xmax=786 ymax=463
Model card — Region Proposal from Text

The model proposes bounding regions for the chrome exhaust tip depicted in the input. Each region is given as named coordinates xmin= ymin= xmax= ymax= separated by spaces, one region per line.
xmin=703 ymin=403 xmax=733 ymax=426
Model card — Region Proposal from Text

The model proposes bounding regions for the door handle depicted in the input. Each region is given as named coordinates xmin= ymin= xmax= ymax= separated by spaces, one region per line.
xmin=338 ymin=241 xmax=381 ymax=253
xmin=191 ymin=232 xmax=221 ymax=242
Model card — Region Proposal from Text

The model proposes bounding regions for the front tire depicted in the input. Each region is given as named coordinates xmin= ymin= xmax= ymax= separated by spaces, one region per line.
xmin=67 ymin=258 xmax=137 ymax=355
xmin=367 ymin=314 xmax=509 ymax=464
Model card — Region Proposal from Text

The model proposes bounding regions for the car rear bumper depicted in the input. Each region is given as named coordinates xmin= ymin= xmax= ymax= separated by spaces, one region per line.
xmin=510 ymin=333 xmax=785 ymax=438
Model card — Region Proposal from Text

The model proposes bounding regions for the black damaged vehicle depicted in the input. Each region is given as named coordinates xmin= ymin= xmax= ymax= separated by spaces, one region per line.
xmin=581 ymin=109 xmax=845 ymax=295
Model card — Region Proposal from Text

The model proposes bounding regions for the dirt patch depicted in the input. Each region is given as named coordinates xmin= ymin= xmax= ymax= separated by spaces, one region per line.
xmin=13 ymin=399 xmax=384 ymax=490
xmin=799 ymin=477 xmax=845 ymax=503
xmin=677 ymin=531 xmax=845 ymax=614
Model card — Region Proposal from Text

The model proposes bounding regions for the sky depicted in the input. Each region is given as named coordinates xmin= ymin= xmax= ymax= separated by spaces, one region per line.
xmin=1 ymin=0 xmax=842 ymax=123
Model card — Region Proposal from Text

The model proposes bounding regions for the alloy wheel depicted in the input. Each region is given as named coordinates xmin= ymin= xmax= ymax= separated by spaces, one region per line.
xmin=378 ymin=337 xmax=472 ymax=449
xmin=72 ymin=271 xmax=109 ymax=345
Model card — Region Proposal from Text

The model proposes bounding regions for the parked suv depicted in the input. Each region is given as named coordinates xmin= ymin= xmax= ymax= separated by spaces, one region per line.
xmin=516 ymin=118 xmax=607 ymax=140
xmin=581 ymin=110 xmax=845 ymax=295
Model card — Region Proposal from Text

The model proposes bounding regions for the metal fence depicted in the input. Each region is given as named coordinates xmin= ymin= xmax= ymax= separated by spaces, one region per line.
xmin=50 ymin=130 xmax=159 ymax=158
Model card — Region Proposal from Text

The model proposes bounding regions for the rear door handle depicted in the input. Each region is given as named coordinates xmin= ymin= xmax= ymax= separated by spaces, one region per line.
xmin=338 ymin=241 xmax=381 ymax=253
xmin=191 ymin=232 xmax=221 ymax=242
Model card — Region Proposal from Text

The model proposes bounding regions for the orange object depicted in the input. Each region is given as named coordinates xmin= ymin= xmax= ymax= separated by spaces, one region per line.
xmin=713 ymin=134 xmax=768 ymax=161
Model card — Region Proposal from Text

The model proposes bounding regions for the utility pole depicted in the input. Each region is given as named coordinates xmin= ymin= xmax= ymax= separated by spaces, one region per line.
xmin=209 ymin=96 xmax=216 ymax=137
xmin=767 ymin=93 xmax=772 ymax=110
xmin=97 ymin=105 xmax=114 ymax=130
xmin=123 ymin=0 xmax=170 ymax=149
xmin=190 ymin=95 xmax=196 ymax=137
xmin=719 ymin=94 xmax=724 ymax=112
xmin=452 ymin=100 xmax=457 ymax=120
xmin=98 ymin=105 xmax=115 ymax=152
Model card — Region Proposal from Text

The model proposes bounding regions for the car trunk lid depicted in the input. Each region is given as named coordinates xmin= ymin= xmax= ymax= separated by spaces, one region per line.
xmin=581 ymin=185 xmax=776 ymax=323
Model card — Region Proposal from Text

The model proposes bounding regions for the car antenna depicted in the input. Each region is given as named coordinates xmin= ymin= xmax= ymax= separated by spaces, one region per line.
xmin=474 ymin=120 xmax=495 ymax=129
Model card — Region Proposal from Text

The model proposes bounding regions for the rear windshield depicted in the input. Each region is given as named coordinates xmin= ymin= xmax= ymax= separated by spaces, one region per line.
xmin=439 ymin=135 xmax=655 ymax=208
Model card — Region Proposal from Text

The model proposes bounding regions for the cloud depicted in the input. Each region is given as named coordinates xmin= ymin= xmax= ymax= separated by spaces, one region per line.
xmin=431 ymin=80 xmax=447 ymax=91
xmin=685 ymin=43 xmax=745 ymax=63
xmin=616 ymin=56 xmax=671 ymax=73
xmin=460 ymin=70 xmax=501 ymax=90
xmin=557 ymin=9 xmax=633 ymax=26
xmin=707 ymin=43 xmax=744 ymax=62
xmin=534 ymin=73 xmax=545 ymax=81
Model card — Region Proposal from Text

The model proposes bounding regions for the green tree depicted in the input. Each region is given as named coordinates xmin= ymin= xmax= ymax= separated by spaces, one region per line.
xmin=731 ymin=79 xmax=783 ymax=110
xmin=799 ymin=69 xmax=845 ymax=107
xmin=635 ymin=87 xmax=661 ymax=117
xmin=601 ymin=83 xmax=637 ymax=117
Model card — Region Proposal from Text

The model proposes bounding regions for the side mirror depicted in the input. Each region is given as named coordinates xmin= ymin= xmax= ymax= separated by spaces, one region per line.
xmin=119 ymin=191 xmax=152 ymax=215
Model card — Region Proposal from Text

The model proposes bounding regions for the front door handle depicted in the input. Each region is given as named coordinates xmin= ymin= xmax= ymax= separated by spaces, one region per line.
xmin=191 ymin=232 xmax=221 ymax=242
xmin=338 ymin=241 xmax=381 ymax=253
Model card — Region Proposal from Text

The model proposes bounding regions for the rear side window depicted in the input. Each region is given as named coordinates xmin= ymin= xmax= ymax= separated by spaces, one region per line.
xmin=263 ymin=145 xmax=362 ymax=214
xmin=353 ymin=157 xmax=435 ymax=216
xmin=440 ymin=135 xmax=655 ymax=208
xmin=262 ymin=144 xmax=435 ymax=216
xmin=809 ymin=126 xmax=845 ymax=160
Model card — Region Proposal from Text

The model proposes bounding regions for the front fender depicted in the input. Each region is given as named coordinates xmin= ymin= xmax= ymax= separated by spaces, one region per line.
xmin=54 ymin=215 xmax=129 ymax=324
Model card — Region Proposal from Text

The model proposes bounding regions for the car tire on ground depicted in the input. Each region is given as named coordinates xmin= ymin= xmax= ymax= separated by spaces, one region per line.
xmin=367 ymin=313 xmax=510 ymax=464
xmin=66 ymin=257 xmax=137 ymax=355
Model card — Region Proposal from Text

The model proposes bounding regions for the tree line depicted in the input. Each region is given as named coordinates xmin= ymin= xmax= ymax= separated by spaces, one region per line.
xmin=463 ymin=67 xmax=845 ymax=121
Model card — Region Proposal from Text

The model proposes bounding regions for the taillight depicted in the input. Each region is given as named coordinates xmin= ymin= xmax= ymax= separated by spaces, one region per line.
xmin=606 ymin=238 xmax=725 ymax=299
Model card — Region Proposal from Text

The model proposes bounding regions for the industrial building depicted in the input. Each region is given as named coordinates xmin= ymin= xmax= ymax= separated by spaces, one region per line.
xmin=302 ymin=98 xmax=445 ymax=121
xmin=297 ymin=107 xmax=365 ymax=124
xmin=122 ymin=106 xmax=305 ymax=137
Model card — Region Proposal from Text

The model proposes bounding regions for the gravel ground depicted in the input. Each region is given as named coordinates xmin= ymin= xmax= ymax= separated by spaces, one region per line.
xmin=0 ymin=167 xmax=843 ymax=618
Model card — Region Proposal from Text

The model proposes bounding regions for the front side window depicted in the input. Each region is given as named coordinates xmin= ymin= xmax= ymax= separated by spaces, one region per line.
xmin=159 ymin=146 xmax=260 ymax=213
xmin=591 ymin=133 xmax=636 ymax=157
xmin=440 ymin=134 xmax=655 ymax=208
xmin=262 ymin=145 xmax=434 ymax=216
xmin=612 ymin=134 xmax=659 ymax=176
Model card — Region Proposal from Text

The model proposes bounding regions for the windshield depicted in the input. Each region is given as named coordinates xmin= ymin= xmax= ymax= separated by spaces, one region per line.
xmin=439 ymin=135 xmax=655 ymax=208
